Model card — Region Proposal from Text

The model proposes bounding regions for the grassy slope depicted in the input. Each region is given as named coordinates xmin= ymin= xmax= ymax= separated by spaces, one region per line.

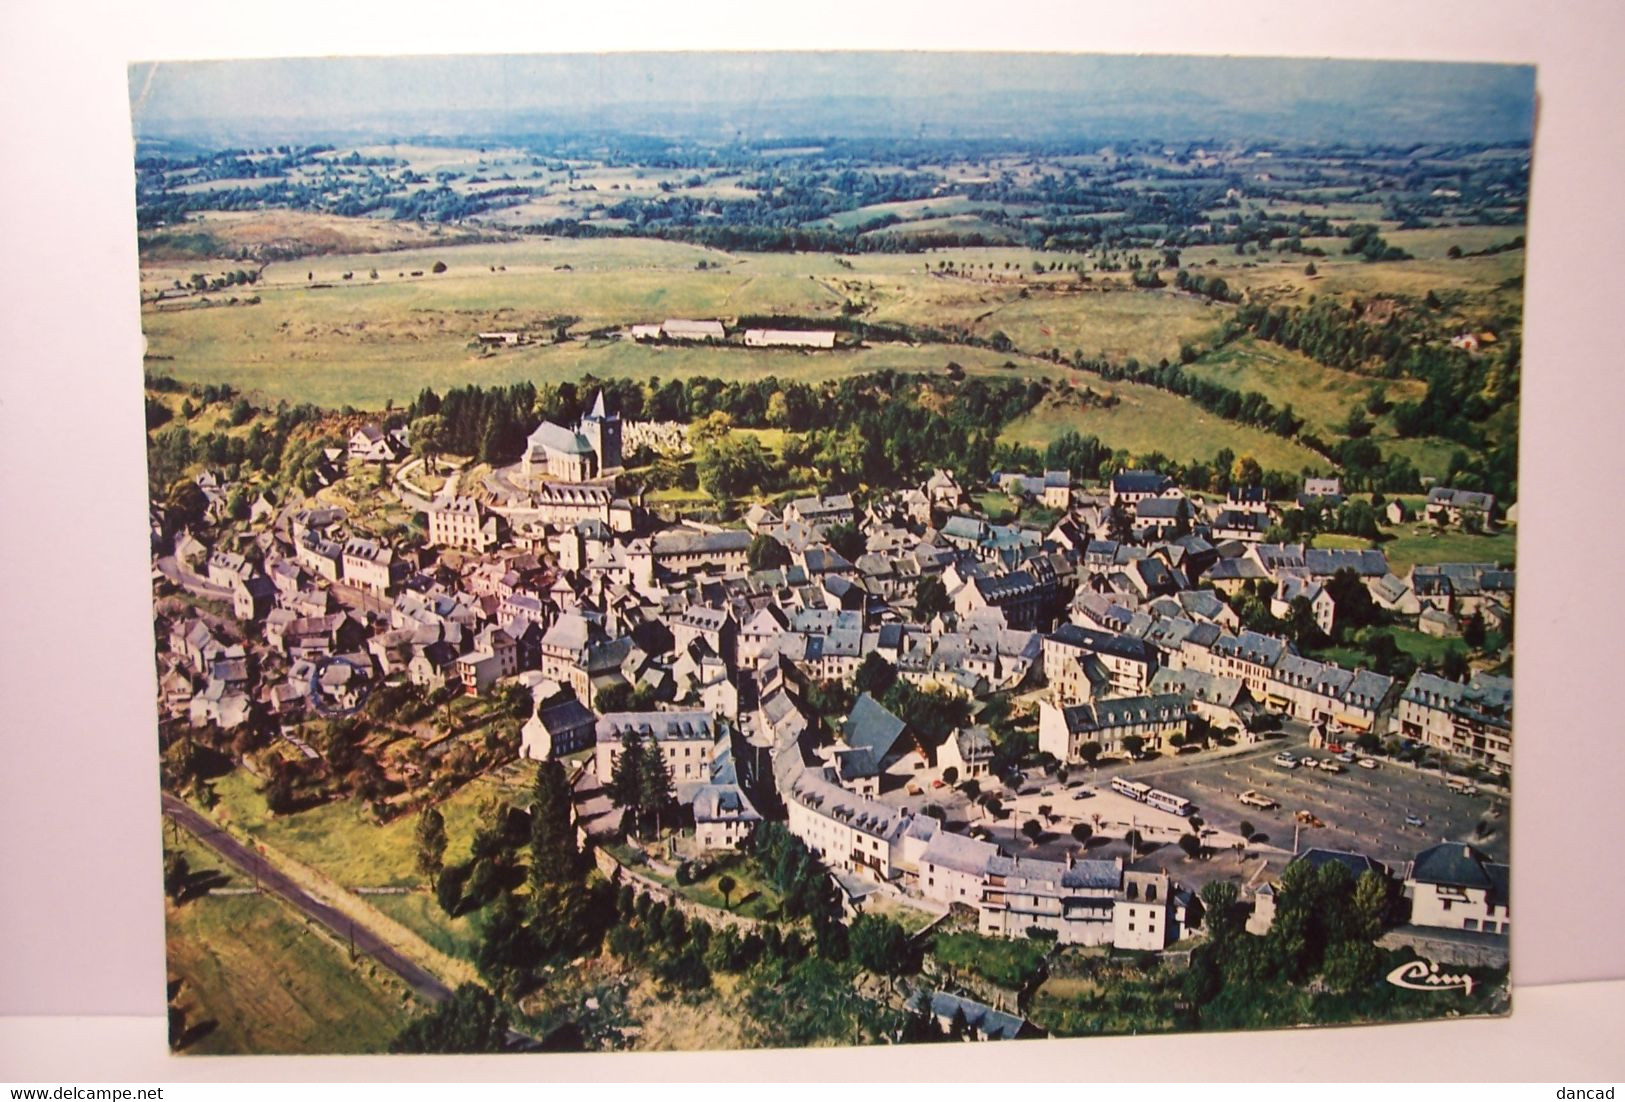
xmin=1004 ymin=386 xmax=1325 ymax=471
xmin=207 ymin=769 xmax=513 ymax=888
xmin=1187 ymin=337 xmax=1427 ymax=440
xmin=142 ymin=231 xmax=1520 ymax=487
xmin=163 ymin=826 xmax=414 ymax=1054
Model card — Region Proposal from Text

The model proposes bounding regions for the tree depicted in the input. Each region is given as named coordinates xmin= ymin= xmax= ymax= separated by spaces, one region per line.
xmin=942 ymin=766 xmax=959 ymax=786
xmin=431 ymin=260 xmax=448 ymax=274
xmin=530 ymin=760 xmax=580 ymax=890
xmin=854 ymin=652 xmax=897 ymax=698
xmin=165 ymin=480 xmax=209 ymax=532
xmin=1178 ymin=833 xmax=1202 ymax=859
xmin=638 ymin=732 xmax=676 ymax=837
xmin=717 ymin=874 xmax=737 ymax=910
xmin=849 ymin=914 xmax=911 ymax=976
xmin=1324 ymin=567 xmax=1381 ymax=637
xmin=1287 ymin=596 xmax=1324 ymax=649
xmin=1124 ymin=829 xmax=1143 ymax=856
xmin=1231 ymin=454 xmax=1263 ymax=488
xmin=1463 ymin=610 xmax=1487 ymax=649
xmin=529 ymin=759 xmax=593 ymax=959
xmin=390 ymin=983 xmax=509 ymax=1053
xmin=1070 ymin=822 xmax=1092 ymax=845
xmin=1238 ymin=819 xmax=1255 ymax=842
xmin=1122 ymin=735 xmax=1145 ymax=759
xmin=913 ymin=574 xmax=950 ymax=623
xmin=1079 ymin=741 xmax=1103 ymax=766
xmin=1022 ymin=819 xmax=1044 ymax=843
xmin=1199 ymin=879 xmax=1240 ymax=942
xmin=696 ymin=430 xmax=770 ymax=501
xmin=410 ymin=414 xmax=446 ymax=469
xmin=747 ymin=532 xmax=790 ymax=571
xmin=163 ymin=851 xmax=190 ymax=902
xmin=1440 ymin=648 xmax=1470 ymax=682
xmin=415 ymin=807 xmax=447 ymax=888
xmin=609 ymin=735 xmax=647 ymax=821
xmin=1350 ymin=870 xmax=1389 ymax=942
xmin=824 ymin=522 xmax=865 ymax=564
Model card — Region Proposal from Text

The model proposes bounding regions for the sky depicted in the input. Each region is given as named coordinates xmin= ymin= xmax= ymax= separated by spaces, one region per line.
xmin=128 ymin=52 xmax=1537 ymax=146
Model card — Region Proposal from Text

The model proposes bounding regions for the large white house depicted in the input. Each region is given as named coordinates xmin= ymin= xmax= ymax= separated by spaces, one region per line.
xmin=1406 ymin=843 xmax=1510 ymax=936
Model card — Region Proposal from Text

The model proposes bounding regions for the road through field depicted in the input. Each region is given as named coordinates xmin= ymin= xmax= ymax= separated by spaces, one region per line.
xmin=162 ymin=794 xmax=454 ymax=1006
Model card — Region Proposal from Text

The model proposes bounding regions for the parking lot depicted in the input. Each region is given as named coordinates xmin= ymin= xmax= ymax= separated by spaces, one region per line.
xmin=865 ymin=727 xmax=1507 ymax=893
xmin=1125 ymin=738 xmax=1509 ymax=871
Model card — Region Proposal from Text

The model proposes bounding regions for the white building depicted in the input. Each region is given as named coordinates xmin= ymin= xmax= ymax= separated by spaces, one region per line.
xmin=1406 ymin=843 xmax=1510 ymax=936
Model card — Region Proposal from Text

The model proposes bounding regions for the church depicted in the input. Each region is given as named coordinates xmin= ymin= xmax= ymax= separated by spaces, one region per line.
xmin=521 ymin=391 xmax=623 ymax=481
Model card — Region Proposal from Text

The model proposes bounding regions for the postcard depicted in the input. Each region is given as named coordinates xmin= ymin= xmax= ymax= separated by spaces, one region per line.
xmin=132 ymin=51 xmax=1527 ymax=1054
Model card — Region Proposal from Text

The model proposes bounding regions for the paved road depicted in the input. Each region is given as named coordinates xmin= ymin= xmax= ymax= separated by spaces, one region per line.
xmin=154 ymin=556 xmax=232 ymax=601
xmin=161 ymin=794 xmax=454 ymax=1006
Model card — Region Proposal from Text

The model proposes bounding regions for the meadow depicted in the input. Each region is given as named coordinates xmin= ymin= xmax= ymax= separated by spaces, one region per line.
xmin=1003 ymin=381 xmax=1327 ymax=470
xmin=163 ymin=826 xmax=414 ymax=1054
xmin=1187 ymin=337 xmax=1427 ymax=439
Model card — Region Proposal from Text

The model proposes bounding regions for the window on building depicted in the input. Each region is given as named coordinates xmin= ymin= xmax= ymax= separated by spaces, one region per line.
xmin=1464 ymin=919 xmax=1479 ymax=931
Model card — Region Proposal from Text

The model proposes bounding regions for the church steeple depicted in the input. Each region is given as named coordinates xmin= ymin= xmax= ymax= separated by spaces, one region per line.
xmin=577 ymin=389 xmax=622 ymax=475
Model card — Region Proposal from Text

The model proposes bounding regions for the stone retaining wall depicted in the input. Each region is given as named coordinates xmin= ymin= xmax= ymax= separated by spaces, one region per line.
xmin=593 ymin=846 xmax=766 ymax=933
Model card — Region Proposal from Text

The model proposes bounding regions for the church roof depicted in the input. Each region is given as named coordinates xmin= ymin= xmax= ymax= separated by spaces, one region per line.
xmin=527 ymin=420 xmax=592 ymax=455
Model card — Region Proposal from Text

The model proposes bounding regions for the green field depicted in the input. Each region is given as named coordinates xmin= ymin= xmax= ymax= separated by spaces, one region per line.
xmin=968 ymin=288 xmax=1229 ymax=365
xmin=166 ymin=879 xmax=414 ymax=1054
xmin=369 ymin=890 xmax=485 ymax=963
xmin=1391 ymin=628 xmax=1468 ymax=665
xmin=1188 ymin=337 xmax=1427 ymax=440
xmin=1366 ymin=524 xmax=1518 ymax=573
xmin=207 ymin=769 xmax=516 ymax=888
xmin=1003 ymin=384 xmax=1326 ymax=471
xmin=812 ymin=195 xmax=1002 ymax=230
xmin=931 ymin=929 xmax=1048 ymax=990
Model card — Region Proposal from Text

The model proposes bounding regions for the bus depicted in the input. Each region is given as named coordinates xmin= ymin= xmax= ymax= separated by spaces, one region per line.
xmin=1145 ymin=788 xmax=1193 ymax=818
xmin=1111 ymin=777 xmax=1152 ymax=802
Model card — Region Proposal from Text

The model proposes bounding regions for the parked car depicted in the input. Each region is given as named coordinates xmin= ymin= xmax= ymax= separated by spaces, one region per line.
xmin=1446 ymin=779 xmax=1480 ymax=796
xmin=1357 ymin=758 xmax=1380 ymax=770
xmin=1336 ymin=751 xmax=1357 ymax=763
xmin=1272 ymin=752 xmax=1299 ymax=769
xmin=1320 ymin=761 xmax=1346 ymax=774
xmin=1295 ymin=810 xmax=1325 ymax=827
xmin=1404 ymin=813 xmax=1424 ymax=827
xmin=1239 ymin=789 xmax=1280 ymax=810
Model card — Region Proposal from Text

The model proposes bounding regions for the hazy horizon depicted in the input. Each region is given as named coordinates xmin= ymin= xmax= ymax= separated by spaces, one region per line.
xmin=129 ymin=51 xmax=1537 ymax=148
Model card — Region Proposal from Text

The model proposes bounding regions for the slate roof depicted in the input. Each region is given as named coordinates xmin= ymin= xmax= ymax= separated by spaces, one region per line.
xmin=1411 ymin=843 xmax=1508 ymax=904
xmin=1111 ymin=470 xmax=1170 ymax=495
xmin=928 ymin=993 xmax=1029 ymax=1040
xmin=597 ymin=710 xmax=715 ymax=744
xmin=841 ymin=693 xmax=910 ymax=766
xmin=1292 ymin=847 xmax=1391 ymax=880
xmin=1049 ymin=623 xmax=1154 ymax=664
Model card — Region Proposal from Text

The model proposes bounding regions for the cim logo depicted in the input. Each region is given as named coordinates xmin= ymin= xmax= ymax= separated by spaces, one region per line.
xmin=1385 ymin=959 xmax=1475 ymax=996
